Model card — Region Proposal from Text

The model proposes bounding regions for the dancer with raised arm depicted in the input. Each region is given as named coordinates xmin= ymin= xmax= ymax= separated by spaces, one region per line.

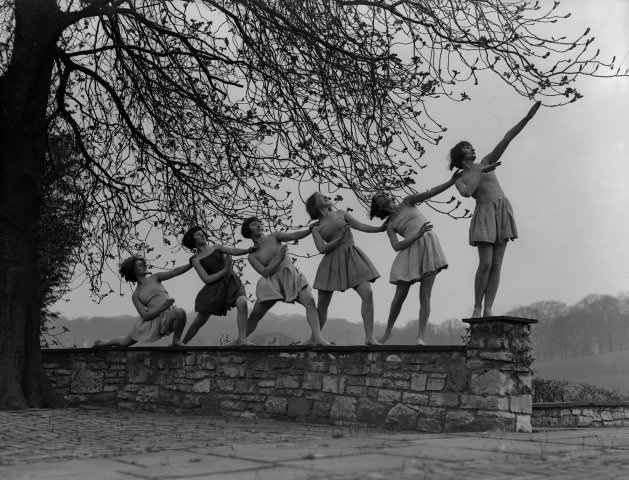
xmin=242 ymin=217 xmax=330 ymax=346
xmin=450 ymin=101 xmax=541 ymax=317
xmin=370 ymin=171 xmax=480 ymax=345
xmin=181 ymin=226 xmax=255 ymax=345
xmin=305 ymin=193 xmax=386 ymax=345
xmin=93 ymin=256 xmax=191 ymax=348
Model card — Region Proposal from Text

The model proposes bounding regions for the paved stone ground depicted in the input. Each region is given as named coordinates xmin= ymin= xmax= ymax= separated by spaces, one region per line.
xmin=2 ymin=408 xmax=629 ymax=479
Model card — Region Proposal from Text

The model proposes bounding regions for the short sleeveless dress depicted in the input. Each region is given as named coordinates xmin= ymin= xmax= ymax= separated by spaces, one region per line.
xmin=469 ymin=171 xmax=518 ymax=246
xmin=389 ymin=205 xmax=448 ymax=284
xmin=195 ymin=250 xmax=246 ymax=314
xmin=313 ymin=210 xmax=379 ymax=292
xmin=256 ymin=255 xmax=310 ymax=303
xmin=129 ymin=287 xmax=176 ymax=343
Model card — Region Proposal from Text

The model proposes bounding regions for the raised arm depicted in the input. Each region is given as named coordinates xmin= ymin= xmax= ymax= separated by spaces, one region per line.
xmin=191 ymin=255 xmax=231 ymax=284
xmin=154 ymin=262 xmax=193 ymax=282
xmin=248 ymin=245 xmax=288 ymax=277
xmin=216 ymin=244 xmax=256 ymax=256
xmin=275 ymin=228 xmax=311 ymax=243
xmin=386 ymin=222 xmax=433 ymax=252
xmin=311 ymin=224 xmax=350 ymax=254
xmin=481 ymin=101 xmax=541 ymax=165
xmin=404 ymin=172 xmax=461 ymax=205
xmin=132 ymin=292 xmax=174 ymax=322
xmin=345 ymin=212 xmax=387 ymax=233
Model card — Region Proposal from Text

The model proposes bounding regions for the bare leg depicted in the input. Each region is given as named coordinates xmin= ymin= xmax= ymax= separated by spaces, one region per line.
xmin=246 ymin=300 xmax=276 ymax=336
xmin=182 ymin=312 xmax=211 ymax=344
xmin=473 ymin=244 xmax=494 ymax=317
xmin=483 ymin=243 xmax=507 ymax=317
xmin=297 ymin=290 xmax=330 ymax=346
xmin=317 ymin=290 xmax=334 ymax=330
xmin=378 ymin=283 xmax=411 ymax=344
xmin=354 ymin=282 xmax=378 ymax=345
xmin=93 ymin=336 xmax=136 ymax=348
xmin=417 ymin=273 xmax=437 ymax=344
xmin=228 ymin=296 xmax=254 ymax=345
xmin=170 ymin=308 xmax=187 ymax=347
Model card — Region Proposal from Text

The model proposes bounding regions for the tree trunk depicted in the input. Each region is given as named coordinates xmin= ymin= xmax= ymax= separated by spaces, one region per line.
xmin=0 ymin=0 xmax=64 ymax=408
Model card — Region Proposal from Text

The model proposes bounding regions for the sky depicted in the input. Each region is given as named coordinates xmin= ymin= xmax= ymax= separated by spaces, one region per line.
xmin=56 ymin=0 xmax=629 ymax=329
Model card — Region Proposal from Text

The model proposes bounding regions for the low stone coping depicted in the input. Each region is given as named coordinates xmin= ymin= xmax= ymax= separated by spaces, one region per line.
xmin=462 ymin=316 xmax=538 ymax=325
xmin=534 ymin=401 xmax=629 ymax=409
xmin=43 ymin=345 xmax=468 ymax=354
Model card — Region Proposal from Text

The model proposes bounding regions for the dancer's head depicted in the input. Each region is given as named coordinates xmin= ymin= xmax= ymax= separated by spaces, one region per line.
xmin=241 ymin=216 xmax=262 ymax=239
xmin=182 ymin=226 xmax=207 ymax=250
xmin=119 ymin=256 xmax=146 ymax=283
xmin=449 ymin=141 xmax=475 ymax=170
xmin=369 ymin=192 xmax=395 ymax=219
xmin=305 ymin=192 xmax=333 ymax=220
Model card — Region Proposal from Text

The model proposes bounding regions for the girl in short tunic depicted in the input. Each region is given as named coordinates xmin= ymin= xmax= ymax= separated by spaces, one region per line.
xmin=305 ymin=193 xmax=386 ymax=345
xmin=451 ymin=101 xmax=541 ymax=317
xmin=181 ymin=226 xmax=254 ymax=345
xmin=370 ymin=173 xmax=461 ymax=345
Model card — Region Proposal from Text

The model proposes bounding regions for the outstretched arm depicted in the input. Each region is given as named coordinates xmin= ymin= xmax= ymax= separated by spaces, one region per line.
xmin=345 ymin=212 xmax=387 ymax=233
xmin=481 ymin=101 xmax=541 ymax=165
xmin=191 ymin=256 xmax=230 ymax=284
xmin=311 ymin=224 xmax=350 ymax=254
xmin=275 ymin=228 xmax=311 ymax=242
xmin=154 ymin=263 xmax=193 ymax=282
xmin=403 ymin=172 xmax=461 ymax=205
xmin=386 ymin=222 xmax=433 ymax=252
xmin=216 ymin=244 xmax=256 ymax=256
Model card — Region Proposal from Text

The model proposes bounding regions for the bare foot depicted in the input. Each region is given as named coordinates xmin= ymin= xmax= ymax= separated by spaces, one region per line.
xmin=483 ymin=308 xmax=494 ymax=317
xmin=378 ymin=331 xmax=392 ymax=344
xmin=365 ymin=337 xmax=381 ymax=346
xmin=92 ymin=340 xmax=107 ymax=348
xmin=416 ymin=337 xmax=426 ymax=346
xmin=171 ymin=340 xmax=185 ymax=347
xmin=311 ymin=338 xmax=332 ymax=347
xmin=227 ymin=338 xmax=255 ymax=347
xmin=471 ymin=306 xmax=482 ymax=318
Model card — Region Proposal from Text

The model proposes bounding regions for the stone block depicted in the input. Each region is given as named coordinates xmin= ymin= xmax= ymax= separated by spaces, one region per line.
xmin=312 ymin=401 xmax=331 ymax=417
xmin=385 ymin=403 xmax=418 ymax=430
xmin=192 ymin=378 xmax=211 ymax=393
xmin=136 ymin=385 xmax=159 ymax=403
xmin=70 ymin=366 xmax=104 ymax=394
xmin=221 ymin=365 xmax=245 ymax=378
xmin=402 ymin=392 xmax=429 ymax=406
xmin=470 ymin=370 xmax=511 ymax=395
xmin=330 ymin=396 xmax=357 ymax=422
xmin=516 ymin=414 xmax=532 ymax=433
xmin=322 ymin=375 xmax=344 ymax=393
xmin=377 ymin=389 xmax=401 ymax=402
xmin=386 ymin=354 xmax=402 ymax=363
xmin=509 ymin=395 xmax=532 ymax=414
xmin=302 ymin=372 xmax=323 ymax=390
xmin=410 ymin=373 xmax=428 ymax=391
xmin=428 ymin=393 xmax=460 ymax=408
xmin=479 ymin=351 xmax=513 ymax=362
xmin=460 ymin=394 xmax=508 ymax=411
xmin=287 ymin=397 xmax=313 ymax=417
xmin=265 ymin=396 xmax=288 ymax=414
xmin=276 ymin=375 xmax=300 ymax=389
xmin=427 ymin=375 xmax=446 ymax=391
xmin=356 ymin=397 xmax=388 ymax=425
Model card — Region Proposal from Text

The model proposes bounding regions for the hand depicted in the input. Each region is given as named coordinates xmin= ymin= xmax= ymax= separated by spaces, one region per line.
xmin=308 ymin=221 xmax=320 ymax=233
xmin=160 ymin=298 xmax=175 ymax=311
xmin=279 ymin=244 xmax=288 ymax=258
xmin=451 ymin=170 xmax=463 ymax=181
xmin=188 ymin=255 xmax=196 ymax=266
xmin=380 ymin=217 xmax=391 ymax=232
xmin=416 ymin=222 xmax=433 ymax=239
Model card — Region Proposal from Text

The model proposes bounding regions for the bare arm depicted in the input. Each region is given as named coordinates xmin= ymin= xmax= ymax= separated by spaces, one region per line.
xmin=404 ymin=172 xmax=461 ymax=205
xmin=275 ymin=228 xmax=311 ymax=242
xmin=481 ymin=101 xmax=541 ymax=165
xmin=154 ymin=263 xmax=193 ymax=282
xmin=216 ymin=244 xmax=256 ymax=256
xmin=248 ymin=245 xmax=288 ymax=277
xmin=455 ymin=163 xmax=501 ymax=197
xmin=132 ymin=291 xmax=174 ymax=322
xmin=311 ymin=224 xmax=350 ymax=254
xmin=344 ymin=212 xmax=387 ymax=233
xmin=386 ymin=222 xmax=433 ymax=252
xmin=191 ymin=255 xmax=231 ymax=284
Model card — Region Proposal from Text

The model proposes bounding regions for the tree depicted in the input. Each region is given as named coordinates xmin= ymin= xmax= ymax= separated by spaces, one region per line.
xmin=0 ymin=0 xmax=622 ymax=408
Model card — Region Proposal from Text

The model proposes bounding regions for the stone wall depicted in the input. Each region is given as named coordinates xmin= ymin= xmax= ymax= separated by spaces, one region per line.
xmin=43 ymin=316 xmax=537 ymax=433
xmin=533 ymin=402 xmax=629 ymax=428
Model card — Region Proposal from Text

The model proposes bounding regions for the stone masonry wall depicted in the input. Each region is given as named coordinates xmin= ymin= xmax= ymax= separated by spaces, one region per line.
xmin=43 ymin=316 xmax=537 ymax=433
xmin=533 ymin=402 xmax=629 ymax=428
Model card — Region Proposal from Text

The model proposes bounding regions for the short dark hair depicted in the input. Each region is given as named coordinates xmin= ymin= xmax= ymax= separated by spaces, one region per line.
xmin=241 ymin=216 xmax=260 ymax=239
xmin=449 ymin=140 xmax=470 ymax=170
xmin=369 ymin=193 xmax=390 ymax=220
xmin=119 ymin=256 xmax=144 ymax=283
xmin=182 ymin=226 xmax=204 ymax=250
xmin=305 ymin=193 xmax=321 ymax=220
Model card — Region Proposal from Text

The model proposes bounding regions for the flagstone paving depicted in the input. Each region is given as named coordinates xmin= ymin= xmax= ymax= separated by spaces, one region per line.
xmin=2 ymin=407 xmax=629 ymax=479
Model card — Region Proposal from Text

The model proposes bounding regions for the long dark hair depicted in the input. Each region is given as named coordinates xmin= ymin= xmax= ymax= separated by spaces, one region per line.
xmin=182 ymin=226 xmax=205 ymax=250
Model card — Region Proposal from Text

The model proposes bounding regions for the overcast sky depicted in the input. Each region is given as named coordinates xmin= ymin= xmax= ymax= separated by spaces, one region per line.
xmin=56 ymin=0 xmax=629 ymax=330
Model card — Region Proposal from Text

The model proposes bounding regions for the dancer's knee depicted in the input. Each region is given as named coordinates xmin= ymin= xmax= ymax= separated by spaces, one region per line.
xmin=236 ymin=296 xmax=248 ymax=310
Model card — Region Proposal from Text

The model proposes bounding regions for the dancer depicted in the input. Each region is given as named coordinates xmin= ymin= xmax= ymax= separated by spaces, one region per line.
xmin=370 ymin=172 xmax=473 ymax=344
xmin=181 ymin=226 xmax=255 ymax=345
xmin=242 ymin=217 xmax=330 ymax=346
xmin=93 ymin=256 xmax=191 ymax=348
xmin=305 ymin=193 xmax=386 ymax=345
xmin=450 ymin=101 xmax=541 ymax=317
